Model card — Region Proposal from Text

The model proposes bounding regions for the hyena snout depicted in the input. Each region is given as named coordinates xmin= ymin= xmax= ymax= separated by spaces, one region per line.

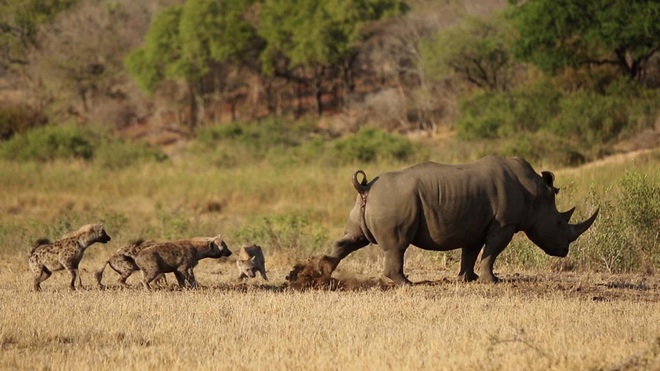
xmin=99 ymin=230 xmax=112 ymax=243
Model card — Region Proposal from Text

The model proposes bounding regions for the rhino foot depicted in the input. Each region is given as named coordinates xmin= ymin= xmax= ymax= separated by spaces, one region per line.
xmin=458 ymin=271 xmax=479 ymax=282
xmin=477 ymin=273 xmax=500 ymax=283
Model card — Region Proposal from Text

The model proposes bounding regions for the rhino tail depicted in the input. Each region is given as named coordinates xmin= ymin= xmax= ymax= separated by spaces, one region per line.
xmin=352 ymin=170 xmax=370 ymax=194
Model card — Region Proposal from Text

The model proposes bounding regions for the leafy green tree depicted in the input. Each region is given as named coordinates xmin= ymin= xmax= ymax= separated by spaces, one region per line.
xmin=509 ymin=0 xmax=660 ymax=80
xmin=126 ymin=0 xmax=260 ymax=127
xmin=0 ymin=0 xmax=77 ymax=69
xmin=258 ymin=0 xmax=408 ymax=115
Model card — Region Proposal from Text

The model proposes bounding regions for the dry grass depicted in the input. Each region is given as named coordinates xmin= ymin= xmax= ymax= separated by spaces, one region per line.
xmin=1 ymin=149 xmax=659 ymax=370
xmin=2 ymin=258 xmax=659 ymax=370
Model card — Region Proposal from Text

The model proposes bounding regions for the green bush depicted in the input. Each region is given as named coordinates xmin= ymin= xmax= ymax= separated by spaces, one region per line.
xmin=94 ymin=139 xmax=168 ymax=170
xmin=332 ymin=127 xmax=415 ymax=163
xmin=232 ymin=213 xmax=328 ymax=254
xmin=573 ymin=172 xmax=660 ymax=273
xmin=456 ymin=79 xmax=658 ymax=165
xmin=0 ymin=124 xmax=94 ymax=162
xmin=0 ymin=105 xmax=46 ymax=140
xmin=196 ymin=118 xmax=317 ymax=155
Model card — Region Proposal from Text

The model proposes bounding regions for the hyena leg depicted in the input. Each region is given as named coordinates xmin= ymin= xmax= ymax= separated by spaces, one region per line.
xmin=33 ymin=268 xmax=51 ymax=291
xmin=153 ymin=273 xmax=167 ymax=287
xmin=66 ymin=266 xmax=81 ymax=290
xmin=117 ymin=270 xmax=134 ymax=287
xmin=184 ymin=268 xmax=198 ymax=289
xmin=141 ymin=270 xmax=162 ymax=290
xmin=173 ymin=271 xmax=187 ymax=287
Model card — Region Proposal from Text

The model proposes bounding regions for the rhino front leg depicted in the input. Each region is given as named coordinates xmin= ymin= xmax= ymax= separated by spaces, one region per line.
xmin=320 ymin=234 xmax=369 ymax=276
xmin=383 ymin=246 xmax=412 ymax=285
xmin=478 ymin=225 xmax=515 ymax=283
xmin=458 ymin=245 xmax=481 ymax=282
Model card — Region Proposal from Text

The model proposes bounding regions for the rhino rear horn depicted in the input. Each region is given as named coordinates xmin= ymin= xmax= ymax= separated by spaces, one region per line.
xmin=569 ymin=209 xmax=599 ymax=242
xmin=561 ymin=207 xmax=576 ymax=222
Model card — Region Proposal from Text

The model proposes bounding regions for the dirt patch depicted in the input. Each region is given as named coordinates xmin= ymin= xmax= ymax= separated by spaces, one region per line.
xmin=285 ymin=257 xmax=393 ymax=291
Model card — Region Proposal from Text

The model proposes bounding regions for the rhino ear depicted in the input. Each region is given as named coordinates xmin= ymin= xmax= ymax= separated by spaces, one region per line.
xmin=541 ymin=171 xmax=559 ymax=194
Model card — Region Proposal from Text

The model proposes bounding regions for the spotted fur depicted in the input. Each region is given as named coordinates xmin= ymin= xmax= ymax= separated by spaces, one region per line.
xmin=28 ymin=223 xmax=111 ymax=291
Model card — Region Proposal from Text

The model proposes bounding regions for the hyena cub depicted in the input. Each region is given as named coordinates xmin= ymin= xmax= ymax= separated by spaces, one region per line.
xmin=236 ymin=244 xmax=268 ymax=281
xmin=28 ymin=223 xmax=112 ymax=291
xmin=133 ymin=235 xmax=232 ymax=290
xmin=95 ymin=239 xmax=166 ymax=289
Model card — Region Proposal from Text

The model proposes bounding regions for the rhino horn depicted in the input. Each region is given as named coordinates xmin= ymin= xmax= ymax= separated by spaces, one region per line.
xmin=561 ymin=207 xmax=576 ymax=222
xmin=569 ymin=209 xmax=599 ymax=242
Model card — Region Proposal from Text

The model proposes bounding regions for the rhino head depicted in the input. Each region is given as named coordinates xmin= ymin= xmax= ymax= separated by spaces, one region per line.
xmin=524 ymin=171 xmax=599 ymax=257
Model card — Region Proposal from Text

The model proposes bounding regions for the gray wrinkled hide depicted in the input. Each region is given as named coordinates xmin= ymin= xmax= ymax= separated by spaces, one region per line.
xmin=325 ymin=156 xmax=598 ymax=285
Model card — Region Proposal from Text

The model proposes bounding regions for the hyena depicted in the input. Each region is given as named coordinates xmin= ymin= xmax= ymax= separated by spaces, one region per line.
xmin=132 ymin=234 xmax=232 ymax=290
xmin=28 ymin=223 xmax=111 ymax=291
xmin=95 ymin=239 xmax=166 ymax=289
xmin=236 ymin=244 xmax=268 ymax=281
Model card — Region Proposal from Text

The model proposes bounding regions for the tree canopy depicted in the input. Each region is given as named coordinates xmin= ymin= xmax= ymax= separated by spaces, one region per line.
xmin=509 ymin=0 xmax=660 ymax=80
xmin=0 ymin=0 xmax=77 ymax=69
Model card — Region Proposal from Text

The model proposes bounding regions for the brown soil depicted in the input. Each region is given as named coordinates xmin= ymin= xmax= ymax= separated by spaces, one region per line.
xmin=282 ymin=258 xmax=660 ymax=302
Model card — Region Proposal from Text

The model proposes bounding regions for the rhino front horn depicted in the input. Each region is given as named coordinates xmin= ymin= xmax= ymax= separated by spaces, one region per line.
xmin=569 ymin=209 xmax=599 ymax=242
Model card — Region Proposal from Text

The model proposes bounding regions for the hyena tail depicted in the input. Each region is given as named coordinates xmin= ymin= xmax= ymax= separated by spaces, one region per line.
xmin=29 ymin=238 xmax=51 ymax=255
xmin=95 ymin=261 xmax=109 ymax=287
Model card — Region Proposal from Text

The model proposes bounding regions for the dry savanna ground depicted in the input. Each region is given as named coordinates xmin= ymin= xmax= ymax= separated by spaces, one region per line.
xmin=1 ymin=149 xmax=659 ymax=370
xmin=1 ymin=251 xmax=659 ymax=371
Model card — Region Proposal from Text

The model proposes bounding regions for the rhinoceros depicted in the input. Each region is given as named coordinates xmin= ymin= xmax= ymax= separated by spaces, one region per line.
xmin=319 ymin=156 xmax=598 ymax=285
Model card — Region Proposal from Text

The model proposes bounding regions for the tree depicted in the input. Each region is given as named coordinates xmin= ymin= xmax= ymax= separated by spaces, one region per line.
xmin=509 ymin=0 xmax=660 ymax=81
xmin=422 ymin=15 xmax=514 ymax=92
xmin=126 ymin=0 xmax=260 ymax=127
xmin=27 ymin=0 xmax=153 ymax=122
xmin=258 ymin=0 xmax=408 ymax=116
xmin=0 ymin=0 xmax=77 ymax=70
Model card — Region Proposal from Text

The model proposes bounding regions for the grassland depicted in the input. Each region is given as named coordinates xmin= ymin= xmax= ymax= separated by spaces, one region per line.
xmin=0 ymin=147 xmax=658 ymax=370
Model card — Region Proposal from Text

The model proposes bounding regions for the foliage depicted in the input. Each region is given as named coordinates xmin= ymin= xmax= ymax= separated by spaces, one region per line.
xmin=0 ymin=124 xmax=94 ymax=161
xmin=124 ymin=5 xmax=187 ymax=93
xmin=0 ymin=104 xmax=46 ymax=140
xmin=331 ymin=127 xmax=415 ymax=163
xmin=456 ymin=78 xmax=659 ymax=165
xmin=257 ymin=0 xmax=408 ymax=113
xmin=509 ymin=0 xmax=660 ymax=80
xmin=196 ymin=118 xmax=317 ymax=155
xmin=422 ymin=14 xmax=514 ymax=91
xmin=232 ymin=213 xmax=328 ymax=253
xmin=0 ymin=0 xmax=78 ymax=69
xmin=576 ymin=171 xmax=660 ymax=273
xmin=94 ymin=139 xmax=167 ymax=170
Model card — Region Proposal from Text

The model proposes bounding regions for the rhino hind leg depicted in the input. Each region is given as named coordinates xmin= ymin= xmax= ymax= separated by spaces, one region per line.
xmin=478 ymin=225 xmax=516 ymax=283
xmin=322 ymin=234 xmax=370 ymax=276
xmin=458 ymin=246 xmax=481 ymax=282
xmin=383 ymin=247 xmax=412 ymax=285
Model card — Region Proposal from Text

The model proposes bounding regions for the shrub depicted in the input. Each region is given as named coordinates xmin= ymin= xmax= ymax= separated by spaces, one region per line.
xmin=195 ymin=117 xmax=317 ymax=155
xmin=0 ymin=124 xmax=94 ymax=162
xmin=332 ymin=127 xmax=415 ymax=163
xmin=0 ymin=105 xmax=47 ymax=140
xmin=232 ymin=213 xmax=328 ymax=254
xmin=94 ymin=139 xmax=168 ymax=170
xmin=574 ymin=172 xmax=660 ymax=273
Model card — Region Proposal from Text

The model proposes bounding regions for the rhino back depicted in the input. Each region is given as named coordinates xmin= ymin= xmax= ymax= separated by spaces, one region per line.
xmin=364 ymin=157 xmax=538 ymax=250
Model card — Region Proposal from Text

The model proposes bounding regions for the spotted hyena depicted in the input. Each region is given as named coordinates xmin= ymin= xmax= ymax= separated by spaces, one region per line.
xmin=95 ymin=239 xmax=166 ymax=289
xmin=236 ymin=244 xmax=268 ymax=281
xmin=28 ymin=223 xmax=112 ymax=291
xmin=132 ymin=235 xmax=232 ymax=290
